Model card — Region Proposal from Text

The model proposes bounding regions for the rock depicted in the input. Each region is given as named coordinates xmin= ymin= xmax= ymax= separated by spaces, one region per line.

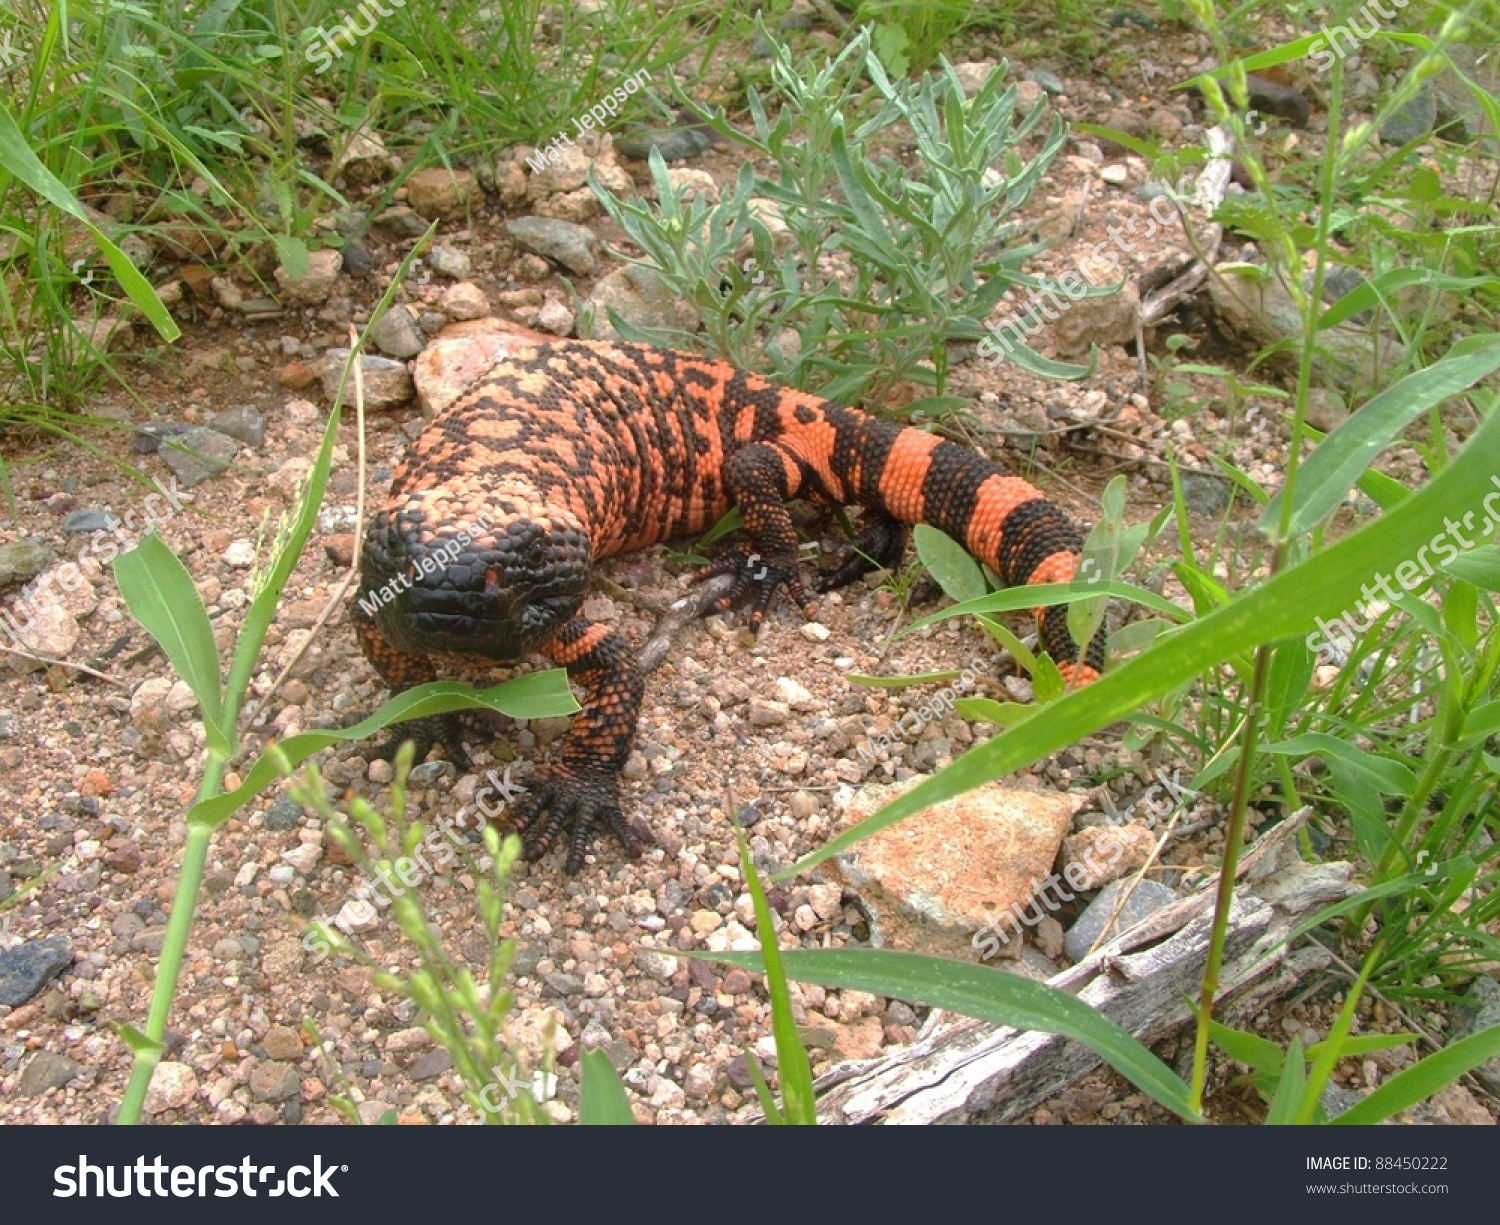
xmin=413 ymin=319 xmax=517 ymax=417
xmin=1064 ymin=877 xmax=1178 ymax=962
xmin=317 ymin=349 xmax=413 ymax=409
xmin=774 ymin=677 xmax=815 ymax=710
xmin=1303 ymin=388 xmax=1348 ymax=433
xmin=828 ymin=780 xmax=1083 ymax=961
xmin=1180 ymin=473 xmax=1233 ymax=517
xmin=0 ymin=935 xmax=70 ymax=1001
xmin=369 ymin=306 xmax=425 ymax=359
xmin=613 ymin=127 xmax=712 ymax=162
xmin=1448 ymin=976 xmax=1500 ymax=1096
xmin=541 ymin=971 xmax=585 ymax=997
xmin=427 ymin=245 xmax=472 ymax=279
xmin=748 ymin=699 xmax=789 ymax=726
xmin=263 ymin=795 xmax=302 ymax=831
xmin=277 ymin=360 xmax=318 ymax=390
xmin=952 ymin=62 xmax=997 ymax=96
xmin=274 ymin=248 xmax=343 ymax=305
xmin=160 ymin=426 xmax=238 ymax=487
xmin=211 ymin=275 xmax=245 ymax=311
xmin=63 ymin=509 xmax=119 ymax=533
xmin=405 ymin=167 xmax=479 ymax=219
xmin=440 ymin=281 xmax=491 ymax=321
xmin=1099 ymin=163 xmax=1129 ymax=186
xmin=3 ymin=603 xmax=80 ymax=670
xmin=1028 ymin=68 xmax=1066 ymax=96
xmin=1045 ymin=281 xmax=1140 ymax=355
xmin=262 ymin=1025 xmax=304 ymax=1061
xmin=1097 ymin=107 xmax=1150 ymax=154
xmin=331 ymin=129 xmax=395 ymax=186
xmin=666 ymin=167 xmax=718 ymax=205
xmin=374 ymin=205 xmax=432 ymax=238
xmin=635 ymin=950 xmax=679 ymax=981
xmin=144 ymin=1061 xmax=199 ymax=1113
xmin=536 ymin=299 xmax=575 ymax=336
xmin=18 ymin=1051 xmax=84 ymax=1096
xmin=1245 ymin=74 xmax=1310 ymax=127
xmin=409 ymin=1048 xmax=452 ymax=1081
xmin=525 ymin=139 xmax=631 ymax=199
xmin=1433 ymin=44 xmax=1500 ymax=151
xmin=0 ymin=540 xmax=53 ymax=588
xmin=829 ymin=1016 xmax=885 ymax=1062
xmin=585 ymin=265 xmax=699 ymax=340
xmin=130 ymin=677 xmax=175 ymax=737
xmin=1380 ymin=87 xmax=1437 ymax=147
xmin=249 ymin=1060 xmax=300 ymax=1102
xmin=505 ymin=216 xmax=599 ymax=275
xmin=1060 ymin=824 xmax=1155 ymax=891
xmin=208 ymin=406 xmax=267 ymax=448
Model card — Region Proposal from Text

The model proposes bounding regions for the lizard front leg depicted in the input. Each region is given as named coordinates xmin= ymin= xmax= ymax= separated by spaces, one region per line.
xmin=506 ymin=616 xmax=648 ymax=873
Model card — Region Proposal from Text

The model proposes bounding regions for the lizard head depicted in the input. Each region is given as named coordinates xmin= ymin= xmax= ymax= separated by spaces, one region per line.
xmin=360 ymin=496 xmax=590 ymax=662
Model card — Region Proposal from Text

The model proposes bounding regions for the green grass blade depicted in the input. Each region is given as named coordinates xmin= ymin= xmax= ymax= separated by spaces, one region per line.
xmin=114 ymin=532 xmax=227 ymax=751
xmin=698 ymin=947 xmax=1199 ymax=1122
xmin=187 ymin=673 xmax=578 ymax=828
xmin=578 ymin=1049 xmax=635 ymax=1125
xmin=1330 ymin=1025 xmax=1500 ymax=1125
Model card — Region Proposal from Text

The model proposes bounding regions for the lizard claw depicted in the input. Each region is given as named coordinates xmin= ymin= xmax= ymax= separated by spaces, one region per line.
xmin=696 ymin=542 xmax=816 ymax=628
xmin=370 ymin=713 xmax=473 ymax=772
xmin=504 ymin=764 xmax=650 ymax=874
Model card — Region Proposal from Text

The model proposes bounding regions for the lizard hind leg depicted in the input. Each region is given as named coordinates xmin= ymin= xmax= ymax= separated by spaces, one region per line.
xmin=815 ymin=511 xmax=910 ymax=593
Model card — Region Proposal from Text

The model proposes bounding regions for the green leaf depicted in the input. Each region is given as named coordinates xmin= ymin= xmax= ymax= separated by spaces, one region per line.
xmin=731 ymin=820 xmax=817 ymax=1124
xmin=914 ymin=524 xmax=988 ymax=603
xmin=0 ymin=102 xmax=180 ymax=341
xmin=1441 ymin=544 xmax=1500 ymax=591
xmin=579 ymin=1049 xmax=635 ymax=1125
xmin=1261 ymin=334 xmax=1500 ymax=538
xmin=1209 ymin=1019 xmax=1285 ymax=1078
xmin=1318 ymin=268 xmax=1499 ymax=331
xmin=1071 ymin=122 xmax=1159 ymax=160
xmin=1260 ymin=733 xmax=1417 ymax=793
xmin=697 ymin=948 xmax=1199 ymax=1122
xmin=847 ymin=669 xmax=967 ymax=690
xmin=1265 ymin=1038 xmax=1307 ymax=1124
xmin=1330 ymin=1025 xmax=1500 ymax=1125
xmin=188 ymin=673 xmax=578 ymax=829
xmin=273 ymin=234 xmax=311 ymax=281
xmin=114 ymin=533 xmax=228 ymax=752
xmin=780 ymin=403 xmax=1500 ymax=878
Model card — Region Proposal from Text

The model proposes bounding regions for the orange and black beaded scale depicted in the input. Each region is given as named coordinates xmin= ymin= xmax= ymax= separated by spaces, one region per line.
xmin=354 ymin=336 xmax=1105 ymax=872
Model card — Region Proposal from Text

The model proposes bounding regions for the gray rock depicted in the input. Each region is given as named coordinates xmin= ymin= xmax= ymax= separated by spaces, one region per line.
xmin=1064 ymin=878 xmax=1177 ymax=962
xmin=249 ymin=1060 xmax=300 ymax=1102
xmin=208 ymin=406 xmax=267 ymax=448
xmin=1448 ymin=975 xmax=1500 ymax=1096
xmin=369 ymin=307 xmax=425 ymax=359
xmin=1027 ymin=68 xmax=1067 ymax=96
xmin=374 ymin=206 xmax=432 ymax=238
xmin=1181 ymin=472 xmax=1233 ymax=517
xmin=133 ymin=421 xmax=191 ymax=454
xmin=612 ymin=127 xmax=713 ymax=163
xmin=63 ymin=510 xmax=120 ymax=533
xmin=0 ymin=936 xmax=72 ymax=1005
xmin=409 ymin=1047 xmax=452 ymax=1081
xmin=541 ymin=971 xmax=585 ymax=997
xmin=586 ymin=265 xmax=700 ymax=341
xmin=317 ymin=349 xmax=414 ymax=410
xmin=0 ymin=540 xmax=54 ymax=587
xmin=1380 ymin=87 xmax=1437 ymax=147
xmin=275 ymin=248 xmax=343 ymax=306
xmin=1432 ymin=45 xmax=1500 ymax=151
xmin=1304 ymin=388 xmax=1348 ymax=433
xmin=18 ymin=1051 xmax=83 ymax=1096
xmin=263 ymin=796 xmax=303 ymax=831
xmin=160 ymin=426 xmax=239 ymax=487
xmin=505 ymin=216 xmax=600 ymax=276
xmin=427 ymin=245 xmax=472 ymax=279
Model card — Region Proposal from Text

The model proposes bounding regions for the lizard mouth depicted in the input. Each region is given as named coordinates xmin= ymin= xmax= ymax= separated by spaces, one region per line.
xmin=358 ymin=515 xmax=589 ymax=660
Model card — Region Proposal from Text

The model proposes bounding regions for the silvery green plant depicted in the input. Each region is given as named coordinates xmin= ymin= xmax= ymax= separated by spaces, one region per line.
xmin=590 ymin=21 xmax=1098 ymax=415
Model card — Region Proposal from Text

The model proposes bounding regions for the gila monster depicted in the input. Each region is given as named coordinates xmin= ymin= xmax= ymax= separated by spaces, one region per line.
xmin=353 ymin=336 xmax=1105 ymax=873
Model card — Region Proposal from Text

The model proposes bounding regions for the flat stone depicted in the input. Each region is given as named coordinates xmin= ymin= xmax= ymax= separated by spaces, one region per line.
xmin=828 ymin=780 xmax=1083 ymax=961
xmin=440 ymin=281 xmax=490 ymax=321
xmin=331 ymin=129 xmax=395 ymax=186
xmin=505 ymin=216 xmax=599 ymax=275
xmin=406 ymin=167 xmax=479 ymax=219
xmin=1380 ymin=87 xmax=1437 ymax=147
xmin=208 ymin=406 xmax=267 ymax=448
xmin=1060 ymin=824 xmax=1155 ymax=891
xmin=613 ymin=127 xmax=713 ymax=162
xmin=262 ymin=1025 xmax=304 ymax=1061
xmin=1064 ymin=877 xmax=1178 ymax=962
xmin=159 ymin=426 xmax=239 ymax=487
xmin=18 ymin=1051 xmax=84 ymax=1096
xmin=413 ymin=318 xmax=518 ymax=417
xmin=586 ymin=265 xmax=699 ymax=341
xmin=317 ymin=350 xmax=413 ymax=410
xmin=427 ymin=245 xmax=472 ymax=278
xmin=0 ymin=540 xmax=54 ymax=588
xmin=3 ymin=603 xmax=80 ymax=671
xmin=409 ymin=1047 xmax=452 ymax=1081
xmin=63 ymin=509 xmax=120 ymax=533
xmin=249 ymin=1060 xmax=300 ymax=1102
xmin=274 ymin=248 xmax=343 ymax=306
